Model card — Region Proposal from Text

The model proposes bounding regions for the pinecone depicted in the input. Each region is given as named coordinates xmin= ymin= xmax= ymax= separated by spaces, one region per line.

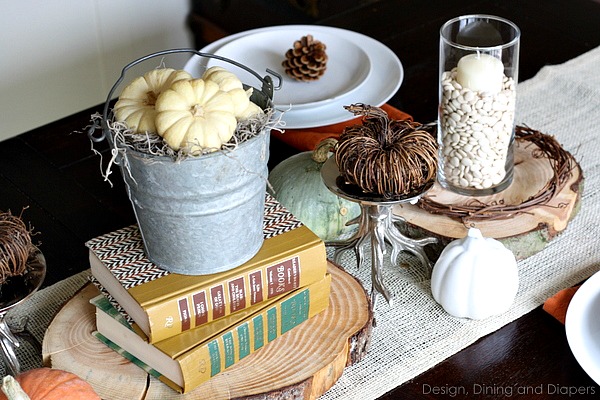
xmin=282 ymin=35 xmax=328 ymax=82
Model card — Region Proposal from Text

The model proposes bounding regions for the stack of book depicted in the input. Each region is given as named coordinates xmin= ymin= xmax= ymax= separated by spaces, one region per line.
xmin=86 ymin=194 xmax=331 ymax=393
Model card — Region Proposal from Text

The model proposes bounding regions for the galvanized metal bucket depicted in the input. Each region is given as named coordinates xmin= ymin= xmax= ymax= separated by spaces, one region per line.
xmin=97 ymin=49 xmax=278 ymax=275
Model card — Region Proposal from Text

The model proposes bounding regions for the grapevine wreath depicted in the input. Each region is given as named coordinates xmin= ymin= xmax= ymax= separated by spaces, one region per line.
xmin=418 ymin=126 xmax=578 ymax=225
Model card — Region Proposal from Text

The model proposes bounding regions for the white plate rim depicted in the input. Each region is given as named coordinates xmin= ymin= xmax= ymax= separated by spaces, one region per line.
xmin=207 ymin=29 xmax=372 ymax=110
xmin=565 ymin=269 xmax=600 ymax=385
xmin=192 ymin=24 xmax=403 ymax=129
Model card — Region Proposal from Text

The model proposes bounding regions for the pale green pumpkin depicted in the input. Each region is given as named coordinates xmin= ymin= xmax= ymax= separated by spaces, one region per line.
xmin=268 ymin=139 xmax=361 ymax=241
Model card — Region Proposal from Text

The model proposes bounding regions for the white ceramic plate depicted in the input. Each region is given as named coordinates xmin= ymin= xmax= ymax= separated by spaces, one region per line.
xmin=207 ymin=29 xmax=371 ymax=110
xmin=186 ymin=25 xmax=403 ymax=129
xmin=565 ymin=269 xmax=600 ymax=385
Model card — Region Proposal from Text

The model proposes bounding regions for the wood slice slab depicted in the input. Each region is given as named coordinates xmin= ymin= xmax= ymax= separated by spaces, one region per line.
xmin=42 ymin=262 xmax=372 ymax=400
xmin=394 ymin=131 xmax=583 ymax=259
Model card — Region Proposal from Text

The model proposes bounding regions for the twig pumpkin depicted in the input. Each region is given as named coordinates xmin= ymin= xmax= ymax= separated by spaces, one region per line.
xmin=334 ymin=104 xmax=438 ymax=199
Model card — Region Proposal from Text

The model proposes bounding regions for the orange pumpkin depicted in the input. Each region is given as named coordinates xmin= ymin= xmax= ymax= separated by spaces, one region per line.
xmin=0 ymin=368 xmax=100 ymax=400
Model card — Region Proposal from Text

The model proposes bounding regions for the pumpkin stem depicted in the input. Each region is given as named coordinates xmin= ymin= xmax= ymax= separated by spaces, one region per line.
xmin=467 ymin=228 xmax=484 ymax=239
xmin=1 ymin=375 xmax=30 ymax=400
xmin=312 ymin=138 xmax=338 ymax=163
xmin=191 ymin=104 xmax=205 ymax=117
xmin=343 ymin=103 xmax=390 ymax=146
xmin=145 ymin=91 xmax=158 ymax=106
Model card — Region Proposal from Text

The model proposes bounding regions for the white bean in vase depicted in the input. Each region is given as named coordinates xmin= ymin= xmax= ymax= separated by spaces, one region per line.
xmin=438 ymin=15 xmax=521 ymax=196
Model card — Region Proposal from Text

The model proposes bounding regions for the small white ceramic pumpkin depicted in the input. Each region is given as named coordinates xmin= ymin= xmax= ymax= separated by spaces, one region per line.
xmin=430 ymin=228 xmax=519 ymax=320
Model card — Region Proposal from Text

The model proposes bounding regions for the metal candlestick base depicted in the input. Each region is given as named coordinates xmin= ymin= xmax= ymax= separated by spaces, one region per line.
xmin=321 ymin=158 xmax=438 ymax=308
xmin=0 ymin=248 xmax=46 ymax=376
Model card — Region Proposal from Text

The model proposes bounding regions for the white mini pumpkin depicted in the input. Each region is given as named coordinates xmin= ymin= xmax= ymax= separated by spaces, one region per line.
xmin=113 ymin=68 xmax=192 ymax=133
xmin=202 ymin=66 xmax=264 ymax=119
xmin=202 ymin=66 xmax=244 ymax=92
xmin=430 ymin=228 xmax=519 ymax=320
xmin=154 ymin=78 xmax=238 ymax=154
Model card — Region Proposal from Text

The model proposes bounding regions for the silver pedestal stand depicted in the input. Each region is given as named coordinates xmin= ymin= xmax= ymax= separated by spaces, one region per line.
xmin=0 ymin=248 xmax=46 ymax=376
xmin=321 ymin=158 xmax=437 ymax=309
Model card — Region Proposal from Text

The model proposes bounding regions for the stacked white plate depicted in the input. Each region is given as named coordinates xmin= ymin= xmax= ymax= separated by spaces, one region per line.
xmin=566 ymin=269 xmax=600 ymax=385
xmin=184 ymin=25 xmax=403 ymax=129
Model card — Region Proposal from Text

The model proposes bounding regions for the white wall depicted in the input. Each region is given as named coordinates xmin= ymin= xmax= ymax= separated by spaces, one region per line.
xmin=0 ymin=0 xmax=193 ymax=141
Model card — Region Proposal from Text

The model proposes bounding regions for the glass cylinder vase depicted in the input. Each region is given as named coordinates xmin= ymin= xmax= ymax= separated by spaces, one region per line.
xmin=438 ymin=15 xmax=520 ymax=196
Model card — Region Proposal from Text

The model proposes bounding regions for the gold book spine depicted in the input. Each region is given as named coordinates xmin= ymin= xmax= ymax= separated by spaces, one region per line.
xmin=141 ymin=226 xmax=327 ymax=342
xmin=176 ymin=273 xmax=331 ymax=393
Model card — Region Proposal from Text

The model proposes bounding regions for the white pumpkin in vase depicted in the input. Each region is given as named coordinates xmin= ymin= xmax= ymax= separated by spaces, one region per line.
xmin=430 ymin=228 xmax=519 ymax=320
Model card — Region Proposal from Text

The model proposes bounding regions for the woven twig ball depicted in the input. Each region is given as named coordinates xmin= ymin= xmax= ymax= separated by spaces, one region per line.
xmin=0 ymin=211 xmax=33 ymax=285
xmin=335 ymin=104 xmax=438 ymax=199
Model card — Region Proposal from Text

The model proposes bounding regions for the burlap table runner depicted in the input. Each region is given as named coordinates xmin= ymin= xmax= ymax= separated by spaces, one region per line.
xmin=321 ymin=44 xmax=600 ymax=399
xmin=2 ymin=45 xmax=600 ymax=398
xmin=0 ymin=270 xmax=91 ymax=377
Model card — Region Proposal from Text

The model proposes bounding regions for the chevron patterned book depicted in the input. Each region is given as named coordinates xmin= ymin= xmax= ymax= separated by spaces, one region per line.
xmin=86 ymin=194 xmax=328 ymax=343
xmin=93 ymin=273 xmax=331 ymax=393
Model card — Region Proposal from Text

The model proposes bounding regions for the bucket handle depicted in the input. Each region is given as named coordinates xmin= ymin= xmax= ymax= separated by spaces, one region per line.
xmin=95 ymin=48 xmax=282 ymax=143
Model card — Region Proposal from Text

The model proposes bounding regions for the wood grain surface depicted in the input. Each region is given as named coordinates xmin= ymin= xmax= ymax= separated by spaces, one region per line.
xmin=42 ymin=262 xmax=372 ymax=400
xmin=394 ymin=135 xmax=582 ymax=259
xmin=4 ymin=1 xmax=600 ymax=398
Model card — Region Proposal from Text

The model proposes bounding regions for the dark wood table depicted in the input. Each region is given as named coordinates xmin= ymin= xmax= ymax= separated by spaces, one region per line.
xmin=2 ymin=0 xmax=599 ymax=398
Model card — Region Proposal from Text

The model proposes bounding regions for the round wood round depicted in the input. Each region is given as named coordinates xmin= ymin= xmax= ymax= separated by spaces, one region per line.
xmin=42 ymin=262 xmax=372 ymax=400
xmin=394 ymin=132 xmax=582 ymax=259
